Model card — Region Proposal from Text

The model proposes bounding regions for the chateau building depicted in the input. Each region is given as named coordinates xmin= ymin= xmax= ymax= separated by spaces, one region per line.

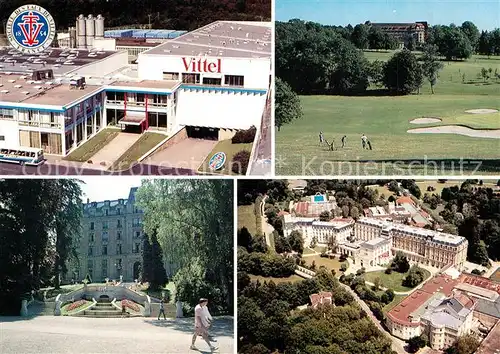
xmin=368 ymin=21 xmax=428 ymax=44
xmin=283 ymin=215 xmax=467 ymax=270
xmin=66 ymin=187 xmax=176 ymax=283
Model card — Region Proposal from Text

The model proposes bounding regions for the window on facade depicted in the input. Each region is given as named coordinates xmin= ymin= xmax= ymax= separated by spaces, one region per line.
xmin=135 ymin=231 xmax=141 ymax=238
xmin=163 ymin=72 xmax=179 ymax=80
xmin=105 ymin=209 xmax=108 ymax=216
xmin=103 ymin=221 xmax=108 ymax=230
xmin=90 ymin=233 xmax=94 ymax=242
xmin=88 ymin=246 xmax=93 ymax=256
xmin=87 ymin=260 xmax=93 ymax=275
xmin=117 ymin=231 xmax=122 ymax=240
xmin=117 ymin=208 xmax=121 ymax=215
xmin=117 ymin=244 xmax=122 ymax=255
xmin=0 ymin=108 xmax=14 ymax=120
xmin=116 ymin=258 xmax=122 ymax=269
xmin=134 ymin=243 xmax=140 ymax=253
xmin=102 ymin=231 xmax=109 ymax=243
xmin=202 ymin=77 xmax=222 ymax=85
xmin=90 ymin=222 xmax=94 ymax=230
xmin=0 ymin=136 xmax=4 ymax=141
xmin=136 ymin=93 xmax=145 ymax=103
xmin=182 ymin=73 xmax=200 ymax=84
xmin=134 ymin=207 xmax=139 ymax=213
xmin=102 ymin=245 xmax=107 ymax=255
xmin=115 ymin=92 xmax=125 ymax=101
xmin=102 ymin=260 xmax=107 ymax=277
xmin=224 ymin=75 xmax=244 ymax=87
xmin=117 ymin=219 xmax=122 ymax=228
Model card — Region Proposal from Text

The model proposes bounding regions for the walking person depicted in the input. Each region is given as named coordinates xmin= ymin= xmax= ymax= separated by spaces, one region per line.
xmin=203 ymin=303 xmax=217 ymax=343
xmin=190 ymin=298 xmax=218 ymax=352
xmin=319 ymin=131 xmax=324 ymax=146
xmin=158 ymin=299 xmax=166 ymax=320
xmin=341 ymin=135 xmax=347 ymax=148
xmin=361 ymin=134 xmax=368 ymax=149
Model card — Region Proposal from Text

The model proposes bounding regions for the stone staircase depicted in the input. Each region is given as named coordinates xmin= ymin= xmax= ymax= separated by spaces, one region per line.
xmin=82 ymin=301 xmax=123 ymax=318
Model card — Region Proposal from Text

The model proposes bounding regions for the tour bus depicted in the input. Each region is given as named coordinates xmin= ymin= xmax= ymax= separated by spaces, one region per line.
xmin=0 ymin=147 xmax=45 ymax=166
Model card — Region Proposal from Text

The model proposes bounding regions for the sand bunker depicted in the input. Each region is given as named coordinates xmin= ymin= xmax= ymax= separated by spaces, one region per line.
xmin=408 ymin=126 xmax=500 ymax=139
xmin=410 ymin=117 xmax=442 ymax=124
xmin=465 ymin=109 xmax=498 ymax=114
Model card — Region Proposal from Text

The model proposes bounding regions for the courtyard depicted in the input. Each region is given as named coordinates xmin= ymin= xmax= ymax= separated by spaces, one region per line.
xmin=364 ymin=268 xmax=432 ymax=292
xmin=0 ymin=316 xmax=234 ymax=353
xmin=303 ymin=255 xmax=347 ymax=274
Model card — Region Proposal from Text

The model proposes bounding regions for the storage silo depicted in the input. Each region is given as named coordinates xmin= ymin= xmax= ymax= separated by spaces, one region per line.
xmin=85 ymin=15 xmax=95 ymax=49
xmin=95 ymin=15 xmax=105 ymax=39
xmin=69 ymin=27 xmax=77 ymax=48
xmin=76 ymin=15 xmax=86 ymax=49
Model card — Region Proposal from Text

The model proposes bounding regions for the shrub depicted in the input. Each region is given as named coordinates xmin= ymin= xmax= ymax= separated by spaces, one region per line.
xmin=231 ymin=150 xmax=251 ymax=175
xmin=232 ymin=126 xmax=257 ymax=144
xmin=320 ymin=252 xmax=328 ymax=258
xmin=340 ymin=263 xmax=348 ymax=272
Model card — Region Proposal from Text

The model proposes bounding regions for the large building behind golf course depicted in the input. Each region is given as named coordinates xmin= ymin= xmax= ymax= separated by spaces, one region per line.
xmin=0 ymin=20 xmax=271 ymax=160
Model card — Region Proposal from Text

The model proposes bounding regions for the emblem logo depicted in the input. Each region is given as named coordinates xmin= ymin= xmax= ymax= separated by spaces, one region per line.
xmin=6 ymin=5 xmax=56 ymax=54
xmin=208 ymin=152 xmax=226 ymax=171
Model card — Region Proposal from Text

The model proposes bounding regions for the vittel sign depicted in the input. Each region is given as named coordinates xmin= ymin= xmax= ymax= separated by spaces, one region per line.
xmin=182 ymin=57 xmax=222 ymax=73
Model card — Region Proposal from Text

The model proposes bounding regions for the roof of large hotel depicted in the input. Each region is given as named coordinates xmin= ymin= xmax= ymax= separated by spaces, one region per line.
xmin=0 ymin=48 xmax=119 ymax=76
xmin=109 ymin=79 xmax=181 ymax=91
xmin=458 ymin=273 xmax=500 ymax=295
xmin=387 ymin=274 xmax=459 ymax=326
xmin=0 ymin=73 xmax=101 ymax=107
xmin=142 ymin=21 xmax=271 ymax=59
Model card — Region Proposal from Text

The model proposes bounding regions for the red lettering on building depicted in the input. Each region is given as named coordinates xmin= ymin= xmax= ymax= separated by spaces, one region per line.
xmin=182 ymin=57 xmax=221 ymax=73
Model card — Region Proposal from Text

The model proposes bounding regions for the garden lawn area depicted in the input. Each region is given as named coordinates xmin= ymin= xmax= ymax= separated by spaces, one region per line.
xmin=366 ymin=185 xmax=394 ymax=198
xmin=383 ymin=294 xmax=407 ymax=314
xmin=238 ymin=204 xmax=258 ymax=236
xmin=199 ymin=139 xmax=252 ymax=175
xmin=313 ymin=246 xmax=327 ymax=253
xmin=304 ymin=255 xmax=346 ymax=274
xmin=416 ymin=180 xmax=499 ymax=197
xmin=276 ymin=52 xmax=500 ymax=176
xmin=109 ymin=132 xmax=167 ymax=171
xmin=364 ymin=269 xmax=431 ymax=292
xmin=249 ymin=274 xmax=303 ymax=284
xmin=63 ymin=128 xmax=120 ymax=162
xmin=303 ymin=247 xmax=316 ymax=255
xmin=138 ymin=282 xmax=176 ymax=303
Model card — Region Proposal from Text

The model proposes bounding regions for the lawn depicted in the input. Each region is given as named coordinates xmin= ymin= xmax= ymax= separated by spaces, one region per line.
xmin=109 ymin=132 xmax=167 ymax=171
xmin=490 ymin=267 xmax=500 ymax=283
xmin=64 ymin=128 xmax=120 ymax=162
xmin=313 ymin=246 xmax=327 ymax=253
xmin=249 ymin=274 xmax=303 ymax=284
xmin=383 ymin=294 xmax=406 ymax=314
xmin=199 ymin=139 xmax=253 ymax=175
xmin=364 ymin=269 xmax=431 ymax=292
xmin=417 ymin=180 xmax=499 ymax=197
xmin=303 ymin=247 xmax=316 ymax=255
xmin=276 ymin=52 xmax=500 ymax=176
xmin=304 ymin=255 xmax=346 ymax=274
xmin=139 ymin=282 xmax=176 ymax=303
xmin=238 ymin=204 xmax=258 ymax=236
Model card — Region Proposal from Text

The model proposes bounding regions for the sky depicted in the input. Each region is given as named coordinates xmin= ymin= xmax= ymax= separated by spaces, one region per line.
xmin=78 ymin=177 xmax=143 ymax=203
xmin=276 ymin=0 xmax=500 ymax=31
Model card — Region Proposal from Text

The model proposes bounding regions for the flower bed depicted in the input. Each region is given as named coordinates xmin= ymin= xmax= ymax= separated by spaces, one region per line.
xmin=66 ymin=300 xmax=87 ymax=312
xmin=121 ymin=299 xmax=140 ymax=312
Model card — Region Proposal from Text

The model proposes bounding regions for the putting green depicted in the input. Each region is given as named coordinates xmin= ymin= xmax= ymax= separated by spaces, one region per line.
xmin=276 ymin=52 xmax=500 ymax=176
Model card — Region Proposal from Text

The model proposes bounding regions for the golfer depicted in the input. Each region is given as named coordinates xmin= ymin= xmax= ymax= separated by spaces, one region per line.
xmin=361 ymin=134 xmax=368 ymax=149
xmin=319 ymin=131 xmax=324 ymax=146
xmin=190 ymin=298 xmax=218 ymax=352
xmin=341 ymin=135 xmax=347 ymax=148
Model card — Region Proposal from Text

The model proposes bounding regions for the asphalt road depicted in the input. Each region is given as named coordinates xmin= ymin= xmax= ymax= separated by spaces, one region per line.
xmin=0 ymin=162 xmax=196 ymax=176
xmin=0 ymin=316 xmax=234 ymax=354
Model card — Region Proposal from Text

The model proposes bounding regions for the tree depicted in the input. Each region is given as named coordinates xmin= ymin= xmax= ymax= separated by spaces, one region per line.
xmin=350 ymin=206 xmax=360 ymax=219
xmin=445 ymin=334 xmax=480 ymax=354
xmin=351 ymin=23 xmax=369 ymax=49
xmin=422 ymin=44 xmax=444 ymax=94
xmin=460 ymin=21 xmax=480 ymax=51
xmin=327 ymin=236 xmax=338 ymax=253
xmin=403 ymin=265 xmax=426 ymax=287
xmin=319 ymin=211 xmax=331 ymax=221
xmin=373 ymin=277 xmax=382 ymax=291
xmin=136 ymin=179 xmax=233 ymax=314
xmin=238 ymin=227 xmax=253 ymax=251
xmin=383 ymin=49 xmax=423 ymax=94
xmin=141 ymin=229 xmax=168 ymax=290
xmin=367 ymin=60 xmax=385 ymax=87
xmin=408 ymin=335 xmax=427 ymax=353
xmin=478 ymin=31 xmax=492 ymax=56
xmin=368 ymin=26 xmax=385 ymax=50
xmin=441 ymin=27 xmax=473 ymax=60
xmin=390 ymin=251 xmax=410 ymax=273
xmin=275 ymin=77 xmax=302 ymax=131
xmin=288 ymin=230 xmax=304 ymax=254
